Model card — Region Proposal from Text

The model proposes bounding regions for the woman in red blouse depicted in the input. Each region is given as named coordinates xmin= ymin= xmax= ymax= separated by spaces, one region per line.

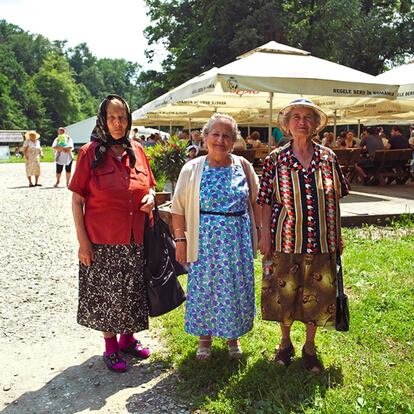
xmin=258 ymin=99 xmax=349 ymax=373
xmin=69 ymin=95 xmax=156 ymax=372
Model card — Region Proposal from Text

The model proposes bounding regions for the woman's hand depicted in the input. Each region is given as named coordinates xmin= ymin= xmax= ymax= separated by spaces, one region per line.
xmin=259 ymin=228 xmax=272 ymax=259
xmin=140 ymin=193 xmax=155 ymax=213
xmin=175 ymin=241 xmax=187 ymax=265
xmin=78 ymin=239 xmax=94 ymax=267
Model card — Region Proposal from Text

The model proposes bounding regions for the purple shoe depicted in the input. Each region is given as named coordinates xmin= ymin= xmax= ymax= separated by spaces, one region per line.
xmin=103 ymin=352 xmax=127 ymax=372
xmin=120 ymin=339 xmax=151 ymax=359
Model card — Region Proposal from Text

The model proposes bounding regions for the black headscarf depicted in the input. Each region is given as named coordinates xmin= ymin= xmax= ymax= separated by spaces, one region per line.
xmin=91 ymin=94 xmax=136 ymax=169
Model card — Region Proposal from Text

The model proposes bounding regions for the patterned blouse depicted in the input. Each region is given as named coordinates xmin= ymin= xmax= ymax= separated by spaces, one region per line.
xmin=257 ymin=141 xmax=349 ymax=254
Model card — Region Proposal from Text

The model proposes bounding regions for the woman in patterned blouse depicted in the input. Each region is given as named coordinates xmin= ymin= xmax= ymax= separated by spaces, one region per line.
xmin=258 ymin=98 xmax=349 ymax=373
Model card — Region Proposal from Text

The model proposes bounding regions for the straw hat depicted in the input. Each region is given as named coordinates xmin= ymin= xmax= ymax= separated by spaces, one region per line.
xmin=24 ymin=130 xmax=40 ymax=140
xmin=278 ymin=98 xmax=328 ymax=135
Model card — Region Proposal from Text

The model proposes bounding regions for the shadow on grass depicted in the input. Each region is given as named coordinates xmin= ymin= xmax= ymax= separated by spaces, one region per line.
xmin=159 ymin=346 xmax=344 ymax=413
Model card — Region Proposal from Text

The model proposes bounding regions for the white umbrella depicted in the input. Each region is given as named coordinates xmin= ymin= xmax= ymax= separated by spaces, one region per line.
xmin=376 ymin=60 xmax=414 ymax=99
xmin=133 ymin=41 xmax=398 ymax=139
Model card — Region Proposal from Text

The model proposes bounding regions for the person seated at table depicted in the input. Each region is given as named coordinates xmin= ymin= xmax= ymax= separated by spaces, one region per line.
xmin=344 ymin=131 xmax=357 ymax=148
xmin=233 ymin=132 xmax=247 ymax=150
xmin=377 ymin=126 xmax=390 ymax=149
xmin=312 ymin=133 xmax=322 ymax=144
xmin=190 ymin=130 xmax=204 ymax=150
xmin=271 ymin=126 xmax=284 ymax=146
xmin=322 ymin=132 xmax=335 ymax=148
xmin=335 ymin=131 xmax=347 ymax=147
xmin=354 ymin=126 xmax=384 ymax=185
xmin=246 ymin=131 xmax=262 ymax=148
xmin=388 ymin=126 xmax=410 ymax=150
xmin=186 ymin=144 xmax=198 ymax=162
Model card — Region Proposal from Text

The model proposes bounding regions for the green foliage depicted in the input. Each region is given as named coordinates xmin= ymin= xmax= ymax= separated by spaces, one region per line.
xmin=32 ymin=52 xmax=82 ymax=143
xmin=145 ymin=136 xmax=187 ymax=188
xmin=0 ymin=19 xmax=145 ymax=142
xmin=151 ymin=225 xmax=414 ymax=413
xmin=141 ymin=0 xmax=414 ymax=98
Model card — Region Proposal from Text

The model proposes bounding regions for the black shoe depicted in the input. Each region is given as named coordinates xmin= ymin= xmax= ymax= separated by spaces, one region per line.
xmin=302 ymin=347 xmax=323 ymax=374
xmin=275 ymin=343 xmax=295 ymax=366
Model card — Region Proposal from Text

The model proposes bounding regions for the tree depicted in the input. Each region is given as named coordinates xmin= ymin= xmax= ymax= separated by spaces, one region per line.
xmin=141 ymin=0 xmax=414 ymax=102
xmin=33 ymin=52 xmax=82 ymax=143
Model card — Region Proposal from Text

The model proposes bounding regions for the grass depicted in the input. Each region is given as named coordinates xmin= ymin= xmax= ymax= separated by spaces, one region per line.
xmin=0 ymin=147 xmax=68 ymax=163
xmin=151 ymin=218 xmax=414 ymax=413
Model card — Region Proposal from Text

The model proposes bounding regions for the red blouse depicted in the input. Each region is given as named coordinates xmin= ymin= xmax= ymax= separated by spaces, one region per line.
xmin=69 ymin=140 xmax=156 ymax=245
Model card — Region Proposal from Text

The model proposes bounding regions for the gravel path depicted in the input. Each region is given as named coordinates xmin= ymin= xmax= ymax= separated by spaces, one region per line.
xmin=0 ymin=163 xmax=190 ymax=414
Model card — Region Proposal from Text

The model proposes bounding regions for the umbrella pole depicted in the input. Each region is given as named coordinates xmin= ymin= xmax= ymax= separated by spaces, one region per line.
xmin=333 ymin=110 xmax=337 ymax=139
xmin=169 ymin=121 xmax=172 ymax=136
xmin=268 ymin=92 xmax=273 ymax=151
xmin=357 ymin=120 xmax=361 ymax=139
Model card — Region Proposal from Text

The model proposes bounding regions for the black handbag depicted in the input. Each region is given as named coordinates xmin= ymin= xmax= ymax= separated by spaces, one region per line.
xmin=143 ymin=207 xmax=187 ymax=317
xmin=335 ymin=252 xmax=350 ymax=331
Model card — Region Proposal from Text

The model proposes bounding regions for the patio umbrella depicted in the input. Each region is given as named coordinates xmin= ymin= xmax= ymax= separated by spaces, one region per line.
xmin=376 ymin=60 xmax=414 ymax=99
xmin=133 ymin=41 xmax=398 ymax=140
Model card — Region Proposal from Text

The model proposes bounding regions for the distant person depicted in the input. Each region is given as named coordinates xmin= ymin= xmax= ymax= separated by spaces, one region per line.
xmin=354 ymin=126 xmax=384 ymax=185
xmin=130 ymin=128 xmax=142 ymax=142
xmin=179 ymin=129 xmax=190 ymax=143
xmin=190 ymin=130 xmax=203 ymax=149
xmin=344 ymin=131 xmax=357 ymax=148
xmin=22 ymin=130 xmax=43 ymax=187
xmin=335 ymin=131 xmax=347 ymax=147
xmin=322 ymin=132 xmax=335 ymax=148
xmin=246 ymin=131 xmax=262 ymax=148
xmin=52 ymin=127 xmax=74 ymax=187
xmin=186 ymin=144 xmax=198 ymax=162
xmin=388 ymin=126 xmax=410 ymax=150
xmin=14 ymin=146 xmax=21 ymax=158
xmin=142 ymin=134 xmax=156 ymax=147
xmin=233 ymin=132 xmax=247 ymax=150
xmin=271 ymin=126 xmax=283 ymax=146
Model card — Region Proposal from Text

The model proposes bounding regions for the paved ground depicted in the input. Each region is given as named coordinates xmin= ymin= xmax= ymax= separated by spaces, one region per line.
xmin=0 ymin=163 xmax=190 ymax=414
xmin=341 ymin=180 xmax=414 ymax=226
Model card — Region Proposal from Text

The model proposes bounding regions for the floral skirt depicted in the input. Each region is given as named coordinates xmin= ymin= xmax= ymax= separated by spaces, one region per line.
xmin=77 ymin=243 xmax=149 ymax=333
xmin=261 ymin=252 xmax=337 ymax=327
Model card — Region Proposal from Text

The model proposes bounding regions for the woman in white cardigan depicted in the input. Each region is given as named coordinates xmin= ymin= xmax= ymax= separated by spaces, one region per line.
xmin=172 ymin=113 xmax=261 ymax=360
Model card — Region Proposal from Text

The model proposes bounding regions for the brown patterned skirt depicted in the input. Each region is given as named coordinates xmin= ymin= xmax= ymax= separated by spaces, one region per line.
xmin=261 ymin=252 xmax=337 ymax=327
xmin=77 ymin=243 xmax=149 ymax=333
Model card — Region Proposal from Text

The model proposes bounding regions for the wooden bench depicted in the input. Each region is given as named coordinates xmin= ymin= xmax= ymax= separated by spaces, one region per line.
xmin=333 ymin=148 xmax=361 ymax=182
xmin=367 ymin=148 xmax=413 ymax=185
xmin=197 ymin=148 xmax=256 ymax=163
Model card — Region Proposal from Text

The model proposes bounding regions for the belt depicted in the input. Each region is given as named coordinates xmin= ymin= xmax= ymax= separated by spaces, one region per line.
xmin=200 ymin=210 xmax=246 ymax=217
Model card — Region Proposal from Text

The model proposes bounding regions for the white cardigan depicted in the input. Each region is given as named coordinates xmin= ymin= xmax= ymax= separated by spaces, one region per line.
xmin=171 ymin=155 xmax=259 ymax=263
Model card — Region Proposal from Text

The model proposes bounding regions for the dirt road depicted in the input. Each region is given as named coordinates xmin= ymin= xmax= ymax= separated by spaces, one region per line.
xmin=0 ymin=163 xmax=189 ymax=414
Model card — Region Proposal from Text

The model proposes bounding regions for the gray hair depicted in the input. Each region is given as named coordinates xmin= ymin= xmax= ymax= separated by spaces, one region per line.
xmin=279 ymin=107 xmax=321 ymax=134
xmin=201 ymin=113 xmax=239 ymax=141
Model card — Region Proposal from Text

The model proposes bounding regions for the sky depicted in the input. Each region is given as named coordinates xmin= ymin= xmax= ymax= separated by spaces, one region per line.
xmin=0 ymin=0 xmax=166 ymax=69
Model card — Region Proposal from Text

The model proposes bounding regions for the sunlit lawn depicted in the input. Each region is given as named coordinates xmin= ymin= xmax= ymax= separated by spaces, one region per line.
xmin=0 ymin=147 xmax=68 ymax=163
xmin=151 ymin=219 xmax=414 ymax=414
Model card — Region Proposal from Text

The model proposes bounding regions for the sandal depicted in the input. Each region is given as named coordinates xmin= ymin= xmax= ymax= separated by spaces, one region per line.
xmin=275 ymin=343 xmax=295 ymax=366
xmin=302 ymin=346 xmax=323 ymax=373
xmin=120 ymin=339 xmax=151 ymax=359
xmin=227 ymin=339 xmax=243 ymax=359
xmin=196 ymin=338 xmax=212 ymax=361
xmin=103 ymin=352 xmax=127 ymax=373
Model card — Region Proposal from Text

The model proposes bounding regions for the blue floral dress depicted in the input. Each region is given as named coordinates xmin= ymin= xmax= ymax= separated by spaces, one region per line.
xmin=185 ymin=162 xmax=255 ymax=338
